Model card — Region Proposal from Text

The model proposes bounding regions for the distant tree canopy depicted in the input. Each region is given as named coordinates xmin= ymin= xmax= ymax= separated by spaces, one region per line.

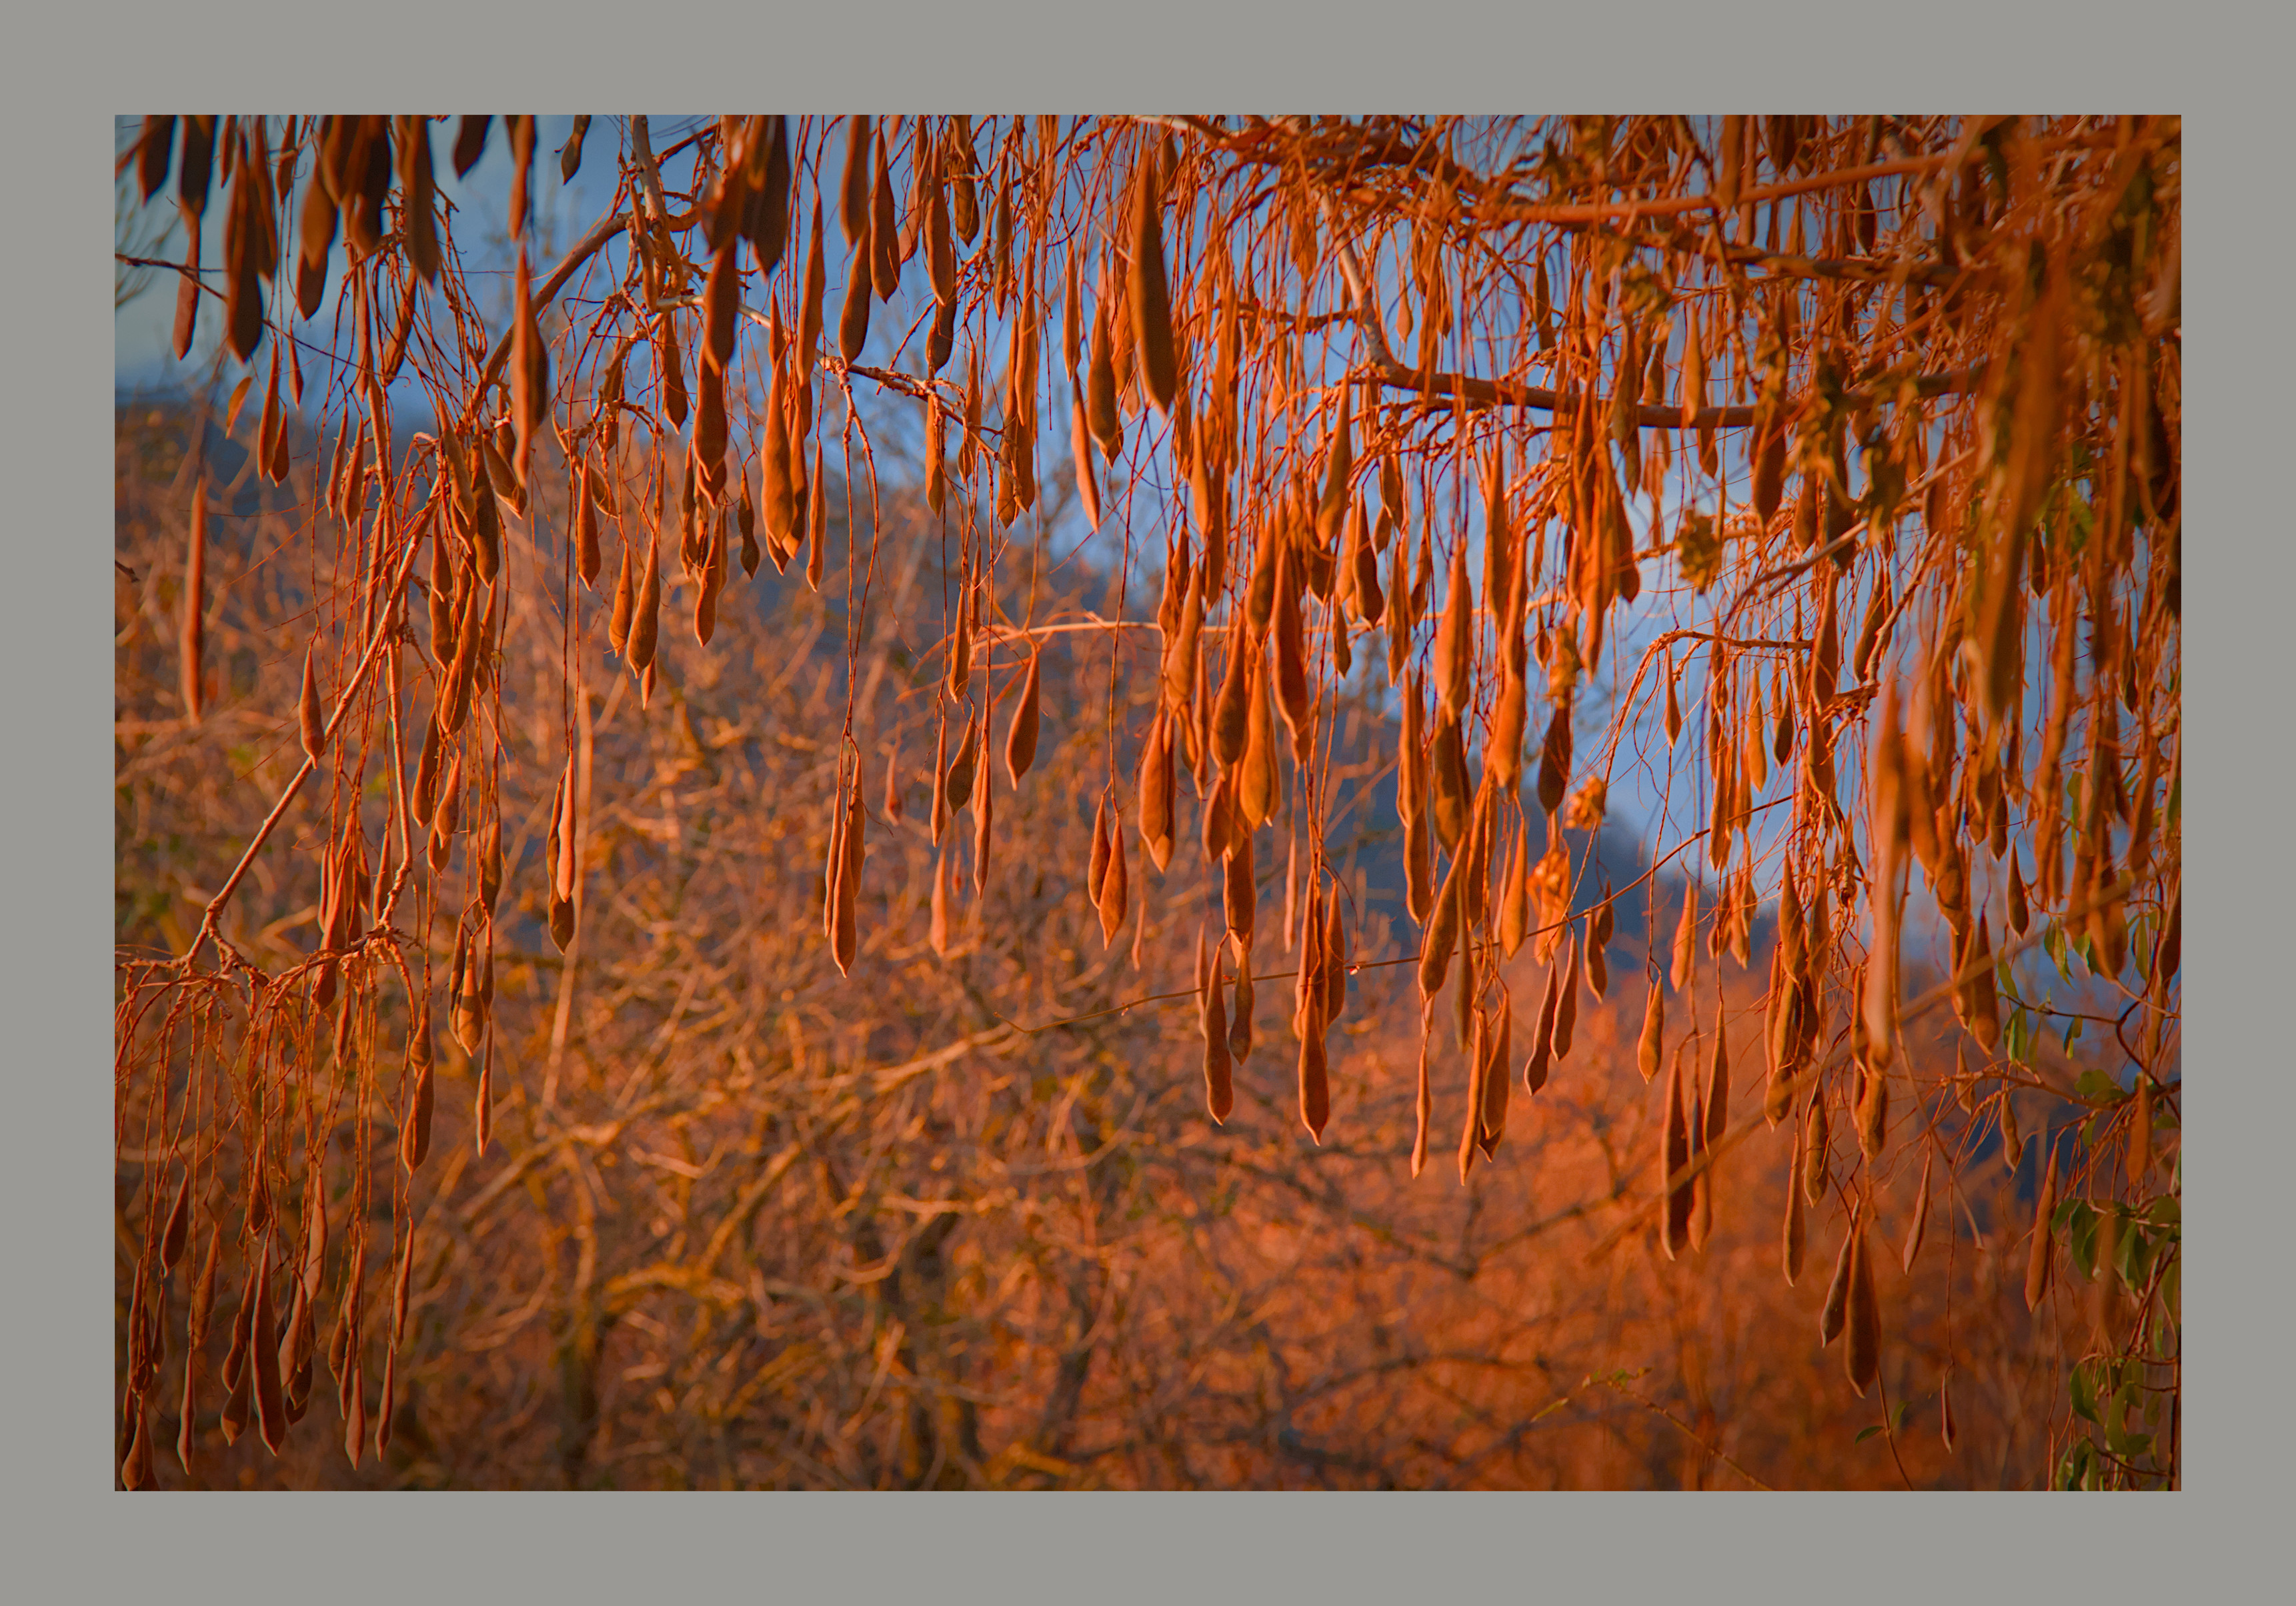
xmin=115 ymin=116 xmax=2179 ymax=1488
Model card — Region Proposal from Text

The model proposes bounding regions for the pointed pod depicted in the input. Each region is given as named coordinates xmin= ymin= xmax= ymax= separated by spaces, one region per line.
xmin=1004 ymin=652 xmax=1042 ymax=786
xmin=1129 ymin=157 xmax=1178 ymax=416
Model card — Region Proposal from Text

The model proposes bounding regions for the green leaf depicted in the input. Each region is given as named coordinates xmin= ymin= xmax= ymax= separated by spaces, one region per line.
xmin=2074 ymin=1068 xmax=2125 ymax=1105
xmin=2119 ymin=1225 xmax=2149 ymax=1285
xmin=2063 ymin=1014 xmax=2083 ymax=1052
xmin=1855 ymin=1424 xmax=1885 ymax=1444
xmin=2070 ymin=1207 xmax=2099 ymax=1281
xmin=2069 ymin=1362 xmax=2099 ymax=1423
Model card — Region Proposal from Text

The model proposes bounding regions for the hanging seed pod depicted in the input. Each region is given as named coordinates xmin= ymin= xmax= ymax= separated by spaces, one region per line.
xmin=1087 ymin=794 xmax=1112 ymax=910
xmin=1223 ymin=832 xmax=1256 ymax=947
xmin=1004 ymin=652 xmax=1042 ymax=786
xmin=1636 ymin=981 xmax=1664 ymax=1082
xmin=806 ymin=442 xmax=828 ymax=593
xmin=946 ymin=716 xmax=980 ymax=826
xmin=1227 ymin=936 xmax=1256 ymax=1065
xmin=1130 ymin=155 xmax=1178 ymax=416
xmin=1416 ymin=851 xmax=1464 ymax=1004
xmin=629 ymin=530 xmax=662 ymax=674
xmin=1299 ymin=1025 xmax=1330 ymax=1146
xmin=1855 ymin=1064 xmax=1889 ymax=1160
xmin=1783 ymin=1125 xmax=1809 ymax=1285
xmin=839 ymin=250 xmax=873 ymax=362
xmin=1902 ymin=1148 xmax=1933 ymax=1273
xmin=251 ymin=1256 xmax=287 ymax=1454
xmin=1098 ymin=808 xmax=1129 ymax=948
xmin=1670 ymin=878 xmax=1699 ymax=995
xmin=833 ymin=779 xmax=865 ymax=976
xmin=1819 ymin=1219 xmax=1855 ymax=1347
xmin=1202 ymin=944 xmax=1234 ymax=1122
xmin=1524 ymin=955 xmax=1559 ymax=1095
xmin=1536 ymin=704 xmax=1573 ymax=818
xmin=1070 ymin=387 xmax=1101 ymax=527
xmin=1138 ymin=710 xmax=1175 ymax=872
xmin=928 ymin=849 xmax=952 ymax=956
xmin=297 ymin=644 xmax=325 ymax=760
xmin=870 ymin=128 xmax=899 ymax=301
xmin=2025 ymin=1139 xmax=2058 ymax=1313
xmin=399 ymin=1000 xmax=435 ymax=1174
xmin=1704 ymin=1006 xmax=1730 ymax=1146
xmin=158 ymin=1168 xmax=193 ymax=1273
xmin=1498 ymin=821 xmax=1529 ymax=957
xmin=1457 ymin=1011 xmax=1488 ymax=1184
xmin=881 ymin=742 xmax=906 ymax=825
xmin=1804 ymin=1089 xmax=1831 ymax=1207
xmin=608 ymin=534 xmax=634 ymax=656
xmin=1844 ymin=1221 xmax=1881 ymax=1396
xmin=839 ymin=115 xmax=872 ymax=242
xmin=1552 ymin=932 xmax=1582 ymax=1062
xmin=1238 ymin=652 xmax=1281 ymax=830
xmin=1660 ymin=1045 xmax=1694 ymax=1260
xmin=1428 ymin=713 xmax=1470 ymax=854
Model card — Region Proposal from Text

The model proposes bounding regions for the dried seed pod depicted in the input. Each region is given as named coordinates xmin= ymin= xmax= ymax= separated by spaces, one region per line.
xmin=1670 ymin=878 xmax=1699 ymax=995
xmin=628 ymin=530 xmax=662 ymax=673
xmin=928 ymin=713 xmax=952 ymax=846
xmin=1783 ymin=1125 xmax=1808 ymax=1285
xmin=1844 ymin=1221 xmax=1881 ymax=1396
xmin=1523 ymin=956 xmax=1558 ymax=1095
xmin=251 ymin=1256 xmax=286 ymax=1455
xmin=1855 ymin=1064 xmax=1889 ymax=1160
xmin=1070 ymin=387 xmax=1102 ymax=528
xmin=1004 ymin=652 xmax=1042 ymax=786
xmin=832 ymin=778 xmax=866 ymax=976
xmin=1457 ymin=1012 xmax=1488 ymax=1185
xmin=399 ymin=1001 xmax=435 ymax=1174
xmin=1803 ymin=1088 xmax=1831 ymax=1207
xmin=1228 ymin=936 xmax=1256 ymax=1065
xmin=928 ymin=848 xmax=953 ymax=956
xmin=1137 ymin=710 xmax=1175 ymax=872
xmin=1498 ymin=822 xmax=1529 ymax=957
xmin=1636 ymin=981 xmax=1664 ymax=1082
xmin=1130 ymin=157 xmax=1178 ymax=415
xmin=1088 ymin=794 xmax=1112 ymax=910
xmin=1222 ymin=832 xmax=1255 ymax=947
xmin=1098 ymin=811 xmax=1128 ymax=948
xmin=1902 ymin=1147 xmax=1933 ymax=1273
xmin=2025 ymin=1139 xmax=2058 ymax=1313
xmin=1201 ymin=946 xmax=1234 ymax=1122
xmin=1552 ymin=932 xmax=1581 ymax=1062
xmin=840 ymin=115 xmax=872 ymax=243
xmin=1298 ymin=1026 xmax=1330 ymax=1146
xmin=159 ymin=1168 xmax=193 ymax=1273
xmin=870 ymin=129 xmax=899 ymax=301
xmin=1238 ymin=650 xmax=1281 ymax=830
xmin=1819 ymin=1219 xmax=1855 ymax=1347
xmin=1660 ymin=1045 xmax=1694 ymax=1261
xmin=839 ymin=249 xmax=873 ymax=362
xmin=1703 ymin=1006 xmax=1730 ymax=1143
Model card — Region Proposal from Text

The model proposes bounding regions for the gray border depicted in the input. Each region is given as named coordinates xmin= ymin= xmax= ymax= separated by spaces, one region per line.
xmin=15 ymin=1 xmax=2288 ymax=1599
